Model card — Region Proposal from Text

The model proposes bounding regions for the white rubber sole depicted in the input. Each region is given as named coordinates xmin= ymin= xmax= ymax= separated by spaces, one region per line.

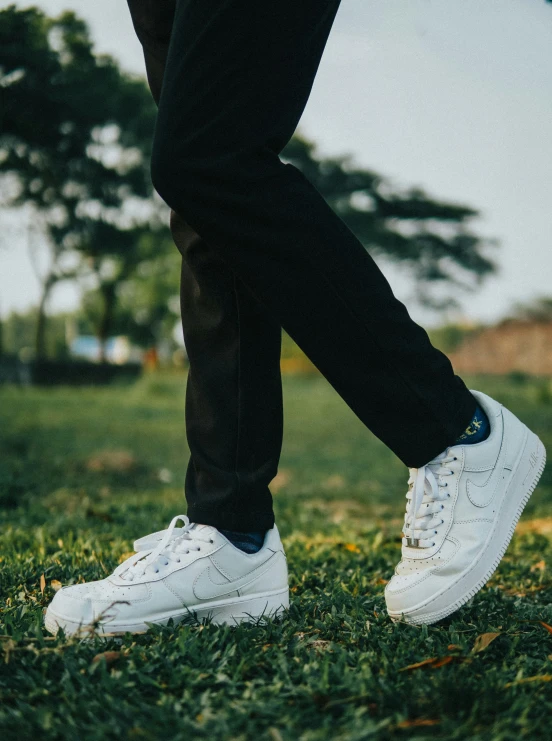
xmin=387 ymin=430 xmax=546 ymax=626
xmin=44 ymin=587 xmax=290 ymax=637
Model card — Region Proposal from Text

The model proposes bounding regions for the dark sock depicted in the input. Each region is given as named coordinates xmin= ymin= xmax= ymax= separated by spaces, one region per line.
xmin=454 ymin=402 xmax=490 ymax=445
xmin=218 ymin=528 xmax=266 ymax=554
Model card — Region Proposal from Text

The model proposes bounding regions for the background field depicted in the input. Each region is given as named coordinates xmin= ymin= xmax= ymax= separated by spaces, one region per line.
xmin=1 ymin=373 xmax=552 ymax=740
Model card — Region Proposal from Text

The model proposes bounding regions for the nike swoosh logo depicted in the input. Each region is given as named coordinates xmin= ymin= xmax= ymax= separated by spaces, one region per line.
xmin=193 ymin=556 xmax=277 ymax=601
xmin=466 ymin=411 xmax=508 ymax=508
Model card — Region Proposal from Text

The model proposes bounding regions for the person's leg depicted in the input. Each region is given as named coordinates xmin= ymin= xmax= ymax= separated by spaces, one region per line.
xmin=149 ymin=0 xmax=477 ymax=492
xmin=45 ymin=0 xmax=547 ymax=636
xmin=139 ymin=3 xmax=545 ymax=633
xmin=127 ymin=0 xmax=283 ymax=532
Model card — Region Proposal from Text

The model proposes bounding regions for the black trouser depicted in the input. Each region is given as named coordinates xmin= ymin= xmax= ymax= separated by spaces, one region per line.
xmin=126 ymin=0 xmax=476 ymax=532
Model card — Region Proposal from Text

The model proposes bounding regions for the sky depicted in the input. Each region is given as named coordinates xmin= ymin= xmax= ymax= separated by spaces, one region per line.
xmin=1 ymin=0 xmax=551 ymax=327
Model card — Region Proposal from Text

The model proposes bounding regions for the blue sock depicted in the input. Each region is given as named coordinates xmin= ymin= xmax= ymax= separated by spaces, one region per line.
xmin=454 ymin=403 xmax=490 ymax=445
xmin=218 ymin=528 xmax=266 ymax=554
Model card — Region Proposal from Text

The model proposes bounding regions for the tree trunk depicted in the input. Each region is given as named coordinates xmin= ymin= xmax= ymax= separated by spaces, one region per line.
xmin=35 ymin=275 xmax=56 ymax=359
xmin=98 ymin=283 xmax=117 ymax=363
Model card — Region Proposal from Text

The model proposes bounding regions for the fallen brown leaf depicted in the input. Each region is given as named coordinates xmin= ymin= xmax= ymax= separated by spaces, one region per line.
xmin=396 ymin=719 xmax=440 ymax=729
xmin=400 ymin=655 xmax=468 ymax=671
xmin=505 ymin=674 xmax=552 ymax=688
xmin=540 ymin=622 xmax=552 ymax=634
xmin=399 ymin=657 xmax=440 ymax=671
xmin=50 ymin=580 xmax=62 ymax=592
xmin=471 ymin=632 xmax=501 ymax=654
xmin=431 ymin=656 xmax=453 ymax=668
xmin=91 ymin=651 xmax=122 ymax=668
xmin=39 ymin=574 xmax=45 ymax=596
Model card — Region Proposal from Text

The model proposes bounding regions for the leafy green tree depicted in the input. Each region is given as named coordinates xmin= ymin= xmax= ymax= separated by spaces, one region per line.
xmin=0 ymin=5 xmax=158 ymax=357
xmin=1 ymin=308 xmax=74 ymax=358
xmin=80 ymin=226 xmax=180 ymax=357
xmin=1 ymin=5 xmax=498 ymax=363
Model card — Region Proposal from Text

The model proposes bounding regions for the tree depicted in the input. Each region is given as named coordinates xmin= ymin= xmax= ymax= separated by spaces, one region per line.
xmin=0 ymin=5 xmax=158 ymax=357
xmin=1 ymin=5 xmax=498 ymax=361
xmin=80 ymin=224 xmax=180 ymax=359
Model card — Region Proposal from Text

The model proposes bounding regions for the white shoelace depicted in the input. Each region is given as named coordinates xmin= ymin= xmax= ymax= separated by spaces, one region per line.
xmin=114 ymin=515 xmax=214 ymax=582
xmin=402 ymin=451 xmax=457 ymax=548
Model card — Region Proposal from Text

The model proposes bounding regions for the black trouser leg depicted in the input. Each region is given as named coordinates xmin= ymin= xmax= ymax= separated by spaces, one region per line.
xmin=127 ymin=0 xmax=283 ymax=531
xmin=132 ymin=0 xmax=477 ymax=530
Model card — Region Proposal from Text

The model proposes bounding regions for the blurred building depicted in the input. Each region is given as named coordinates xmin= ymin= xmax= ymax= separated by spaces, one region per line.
xmin=70 ymin=335 xmax=143 ymax=364
xmin=449 ymin=320 xmax=552 ymax=376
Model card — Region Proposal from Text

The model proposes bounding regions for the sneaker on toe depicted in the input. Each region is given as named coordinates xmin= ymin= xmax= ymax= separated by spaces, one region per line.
xmin=385 ymin=389 xmax=546 ymax=625
xmin=44 ymin=515 xmax=289 ymax=636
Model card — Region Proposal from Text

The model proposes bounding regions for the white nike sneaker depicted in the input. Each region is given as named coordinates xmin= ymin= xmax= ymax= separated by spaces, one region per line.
xmin=385 ymin=389 xmax=546 ymax=625
xmin=44 ymin=515 xmax=289 ymax=636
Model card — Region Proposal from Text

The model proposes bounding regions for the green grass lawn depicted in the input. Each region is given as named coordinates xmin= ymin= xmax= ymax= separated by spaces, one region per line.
xmin=1 ymin=372 xmax=552 ymax=740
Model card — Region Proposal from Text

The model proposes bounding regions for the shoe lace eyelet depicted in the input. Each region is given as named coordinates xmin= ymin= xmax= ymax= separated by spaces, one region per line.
xmin=441 ymin=519 xmax=444 ymax=524
xmin=210 ymin=539 xmax=214 ymax=544
xmin=177 ymin=558 xmax=181 ymax=563
xmin=154 ymin=569 xmax=159 ymax=573
xmin=432 ymin=542 xmax=435 ymax=546
xmin=447 ymin=493 xmax=451 ymax=498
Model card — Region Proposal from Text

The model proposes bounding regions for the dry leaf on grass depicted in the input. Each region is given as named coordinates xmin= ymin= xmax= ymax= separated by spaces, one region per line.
xmin=50 ymin=580 xmax=62 ymax=592
xmin=40 ymin=574 xmax=46 ymax=595
xmin=396 ymin=719 xmax=440 ymax=729
xmin=505 ymin=674 xmax=552 ymax=688
xmin=471 ymin=632 xmax=501 ymax=654
xmin=91 ymin=651 xmax=122 ymax=668
xmin=400 ymin=656 xmax=452 ymax=671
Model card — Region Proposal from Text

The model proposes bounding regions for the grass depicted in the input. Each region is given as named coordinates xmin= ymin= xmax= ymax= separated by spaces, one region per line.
xmin=1 ymin=372 xmax=552 ymax=740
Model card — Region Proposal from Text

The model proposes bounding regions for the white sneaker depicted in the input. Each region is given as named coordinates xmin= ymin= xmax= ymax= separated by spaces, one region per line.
xmin=385 ymin=389 xmax=546 ymax=625
xmin=44 ymin=515 xmax=289 ymax=636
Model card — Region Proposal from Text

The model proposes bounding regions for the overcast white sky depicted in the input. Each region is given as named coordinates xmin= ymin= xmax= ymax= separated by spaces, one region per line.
xmin=1 ymin=0 xmax=551 ymax=327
